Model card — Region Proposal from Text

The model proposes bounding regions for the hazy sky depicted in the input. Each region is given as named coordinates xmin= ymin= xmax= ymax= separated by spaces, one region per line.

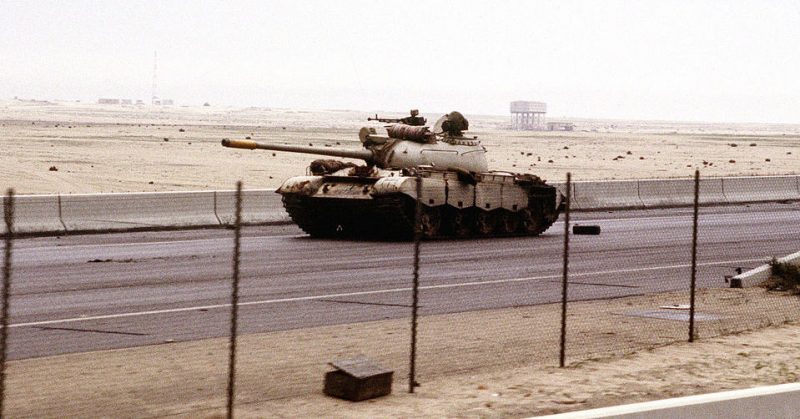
xmin=2 ymin=0 xmax=799 ymax=122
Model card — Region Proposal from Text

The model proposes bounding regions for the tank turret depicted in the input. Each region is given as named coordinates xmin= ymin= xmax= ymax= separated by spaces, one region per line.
xmin=222 ymin=112 xmax=489 ymax=173
xmin=222 ymin=110 xmax=563 ymax=240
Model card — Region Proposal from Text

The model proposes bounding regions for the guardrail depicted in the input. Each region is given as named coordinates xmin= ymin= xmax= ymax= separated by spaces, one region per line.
xmin=2 ymin=175 xmax=799 ymax=236
xmin=534 ymin=382 xmax=800 ymax=419
xmin=733 ymin=250 xmax=800 ymax=287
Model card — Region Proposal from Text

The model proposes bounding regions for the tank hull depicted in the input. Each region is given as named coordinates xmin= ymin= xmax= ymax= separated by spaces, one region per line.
xmin=278 ymin=170 xmax=563 ymax=240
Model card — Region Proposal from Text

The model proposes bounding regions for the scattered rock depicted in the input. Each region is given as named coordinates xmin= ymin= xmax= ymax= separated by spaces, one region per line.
xmin=729 ymin=160 xmax=736 ymax=163
xmin=563 ymin=146 xmax=569 ymax=149
xmin=163 ymin=138 xmax=169 ymax=142
xmin=547 ymin=159 xmax=554 ymax=163
xmin=626 ymin=150 xmax=632 ymax=155
xmin=308 ymin=143 xmax=313 ymax=146
xmin=271 ymin=153 xmax=276 ymax=157
xmin=245 ymin=136 xmax=251 ymax=139
xmin=148 ymin=181 xmax=154 ymax=184
xmin=765 ymin=158 xmax=771 ymax=162
xmin=178 ymin=128 xmax=185 ymax=132
xmin=729 ymin=143 xmax=738 ymax=147
xmin=49 ymin=166 xmax=58 ymax=171
xmin=749 ymin=143 xmax=757 ymax=146
xmin=639 ymin=156 xmax=645 ymax=160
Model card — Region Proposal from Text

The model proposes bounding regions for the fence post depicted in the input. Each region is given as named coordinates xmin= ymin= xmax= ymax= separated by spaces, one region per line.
xmin=1 ymin=189 xmax=15 ymax=417
xmin=559 ymin=173 xmax=571 ymax=368
xmin=689 ymin=170 xmax=699 ymax=342
xmin=227 ymin=182 xmax=243 ymax=418
xmin=409 ymin=175 xmax=422 ymax=393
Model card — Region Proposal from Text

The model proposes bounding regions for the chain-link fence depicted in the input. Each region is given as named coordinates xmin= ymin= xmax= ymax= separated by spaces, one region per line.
xmin=1 ymin=175 xmax=799 ymax=417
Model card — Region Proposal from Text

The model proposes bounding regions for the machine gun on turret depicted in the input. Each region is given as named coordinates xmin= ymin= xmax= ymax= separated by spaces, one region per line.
xmin=367 ymin=109 xmax=427 ymax=126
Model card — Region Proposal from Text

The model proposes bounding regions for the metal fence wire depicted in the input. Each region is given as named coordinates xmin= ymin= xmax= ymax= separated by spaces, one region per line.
xmin=0 ymin=177 xmax=798 ymax=417
xmin=1 ymin=189 xmax=15 ymax=418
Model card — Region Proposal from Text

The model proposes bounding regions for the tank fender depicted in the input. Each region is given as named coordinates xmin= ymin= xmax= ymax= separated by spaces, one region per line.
xmin=372 ymin=177 xmax=415 ymax=196
xmin=372 ymin=176 xmax=449 ymax=206
xmin=276 ymin=176 xmax=324 ymax=196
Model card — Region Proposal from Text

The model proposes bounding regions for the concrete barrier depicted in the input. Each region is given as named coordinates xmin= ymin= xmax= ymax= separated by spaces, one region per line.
xmin=733 ymin=250 xmax=800 ymax=287
xmin=571 ymin=180 xmax=643 ymax=210
xmin=60 ymin=191 xmax=219 ymax=232
xmin=533 ymin=382 xmax=800 ymax=418
xmin=638 ymin=178 xmax=727 ymax=207
xmin=723 ymin=175 xmax=800 ymax=203
xmin=1 ymin=194 xmax=64 ymax=235
xmin=3 ymin=175 xmax=798 ymax=235
xmin=214 ymin=189 xmax=288 ymax=225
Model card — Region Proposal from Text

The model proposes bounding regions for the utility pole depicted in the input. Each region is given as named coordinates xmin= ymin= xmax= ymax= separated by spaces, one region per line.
xmin=151 ymin=50 xmax=159 ymax=105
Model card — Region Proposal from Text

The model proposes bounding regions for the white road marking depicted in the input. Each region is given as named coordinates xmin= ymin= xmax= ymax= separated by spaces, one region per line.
xmin=8 ymin=257 xmax=769 ymax=329
xmin=13 ymin=233 xmax=306 ymax=253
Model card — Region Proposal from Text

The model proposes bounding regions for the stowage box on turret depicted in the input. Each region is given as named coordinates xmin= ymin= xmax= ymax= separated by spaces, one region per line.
xmin=222 ymin=110 xmax=564 ymax=240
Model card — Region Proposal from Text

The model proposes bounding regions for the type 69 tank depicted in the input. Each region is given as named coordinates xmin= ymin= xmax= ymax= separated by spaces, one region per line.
xmin=222 ymin=110 xmax=564 ymax=240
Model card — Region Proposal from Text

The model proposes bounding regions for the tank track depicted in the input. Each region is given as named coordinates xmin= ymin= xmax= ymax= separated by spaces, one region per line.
xmin=282 ymin=192 xmax=560 ymax=240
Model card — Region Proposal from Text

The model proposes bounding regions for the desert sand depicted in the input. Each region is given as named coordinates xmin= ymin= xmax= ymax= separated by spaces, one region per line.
xmin=2 ymin=100 xmax=799 ymax=194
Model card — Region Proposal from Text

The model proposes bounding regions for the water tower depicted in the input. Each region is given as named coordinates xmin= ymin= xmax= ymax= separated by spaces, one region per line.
xmin=510 ymin=101 xmax=547 ymax=130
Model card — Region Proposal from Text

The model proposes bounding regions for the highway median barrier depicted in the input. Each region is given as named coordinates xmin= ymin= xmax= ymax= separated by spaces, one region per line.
xmin=3 ymin=175 xmax=797 ymax=236
xmin=60 ymin=191 xmax=219 ymax=232
xmin=722 ymin=175 xmax=800 ymax=204
xmin=571 ymin=180 xmax=643 ymax=210
xmin=214 ymin=189 xmax=289 ymax=225
xmin=1 ymin=194 xmax=64 ymax=235
xmin=638 ymin=177 xmax=727 ymax=208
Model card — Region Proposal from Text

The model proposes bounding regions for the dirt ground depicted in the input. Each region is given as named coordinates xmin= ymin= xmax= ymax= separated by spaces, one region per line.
xmin=2 ymin=100 xmax=799 ymax=194
xmin=4 ymin=287 xmax=799 ymax=418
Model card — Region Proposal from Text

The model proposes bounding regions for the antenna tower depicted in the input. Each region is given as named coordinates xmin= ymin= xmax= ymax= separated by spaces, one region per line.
xmin=151 ymin=51 xmax=159 ymax=105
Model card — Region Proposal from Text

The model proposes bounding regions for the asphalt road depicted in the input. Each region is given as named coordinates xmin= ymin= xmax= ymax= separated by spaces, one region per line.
xmin=3 ymin=202 xmax=799 ymax=360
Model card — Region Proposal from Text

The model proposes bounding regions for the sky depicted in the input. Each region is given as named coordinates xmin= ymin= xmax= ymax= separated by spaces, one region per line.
xmin=1 ymin=0 xmax=799 ymax=123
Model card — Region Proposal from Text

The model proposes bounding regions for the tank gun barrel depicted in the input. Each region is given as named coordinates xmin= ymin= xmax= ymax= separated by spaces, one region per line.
xmin=221 ymin=139 xmax=374 ymax=163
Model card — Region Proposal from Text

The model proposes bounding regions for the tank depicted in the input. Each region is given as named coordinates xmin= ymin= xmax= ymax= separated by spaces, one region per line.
xmin=222 ymin=111 xmax=564 ymax=240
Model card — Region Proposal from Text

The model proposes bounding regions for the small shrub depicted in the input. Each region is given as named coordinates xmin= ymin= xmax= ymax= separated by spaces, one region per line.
xmin=766 ymin=258 xmax=800 ymax=294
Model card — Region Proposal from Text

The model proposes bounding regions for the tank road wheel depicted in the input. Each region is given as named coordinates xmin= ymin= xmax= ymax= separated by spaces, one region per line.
xmin=497 ymin=210 xmax=520 ymax=235
xmin=475 ymin=210 xmax=496 ymax=236
xmin=419 ymin=206 xmax=442 ymax=238
xmin=520 ymin=208 xmax=543 ymax=235
xmin=446 ymin=208 xmax=472 ymax=238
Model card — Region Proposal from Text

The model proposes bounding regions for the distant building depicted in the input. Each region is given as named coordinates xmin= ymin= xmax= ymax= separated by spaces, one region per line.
xmin=547 ymin=121 xmax=575 ymax=131
xmin=510 ymin=101 xmax=547 ymax=130
xmin=98 ymin=98 xmax=120 ymax=105
xmin=161 ymin=99 xmax=174 ymax=106
xmin=120 ymin=99 xmax=132 ymax=105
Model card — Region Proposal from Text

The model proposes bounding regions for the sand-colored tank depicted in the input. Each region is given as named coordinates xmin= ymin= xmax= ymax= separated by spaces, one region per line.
xmin=222 ymin=111 xmax=564 ymax=239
